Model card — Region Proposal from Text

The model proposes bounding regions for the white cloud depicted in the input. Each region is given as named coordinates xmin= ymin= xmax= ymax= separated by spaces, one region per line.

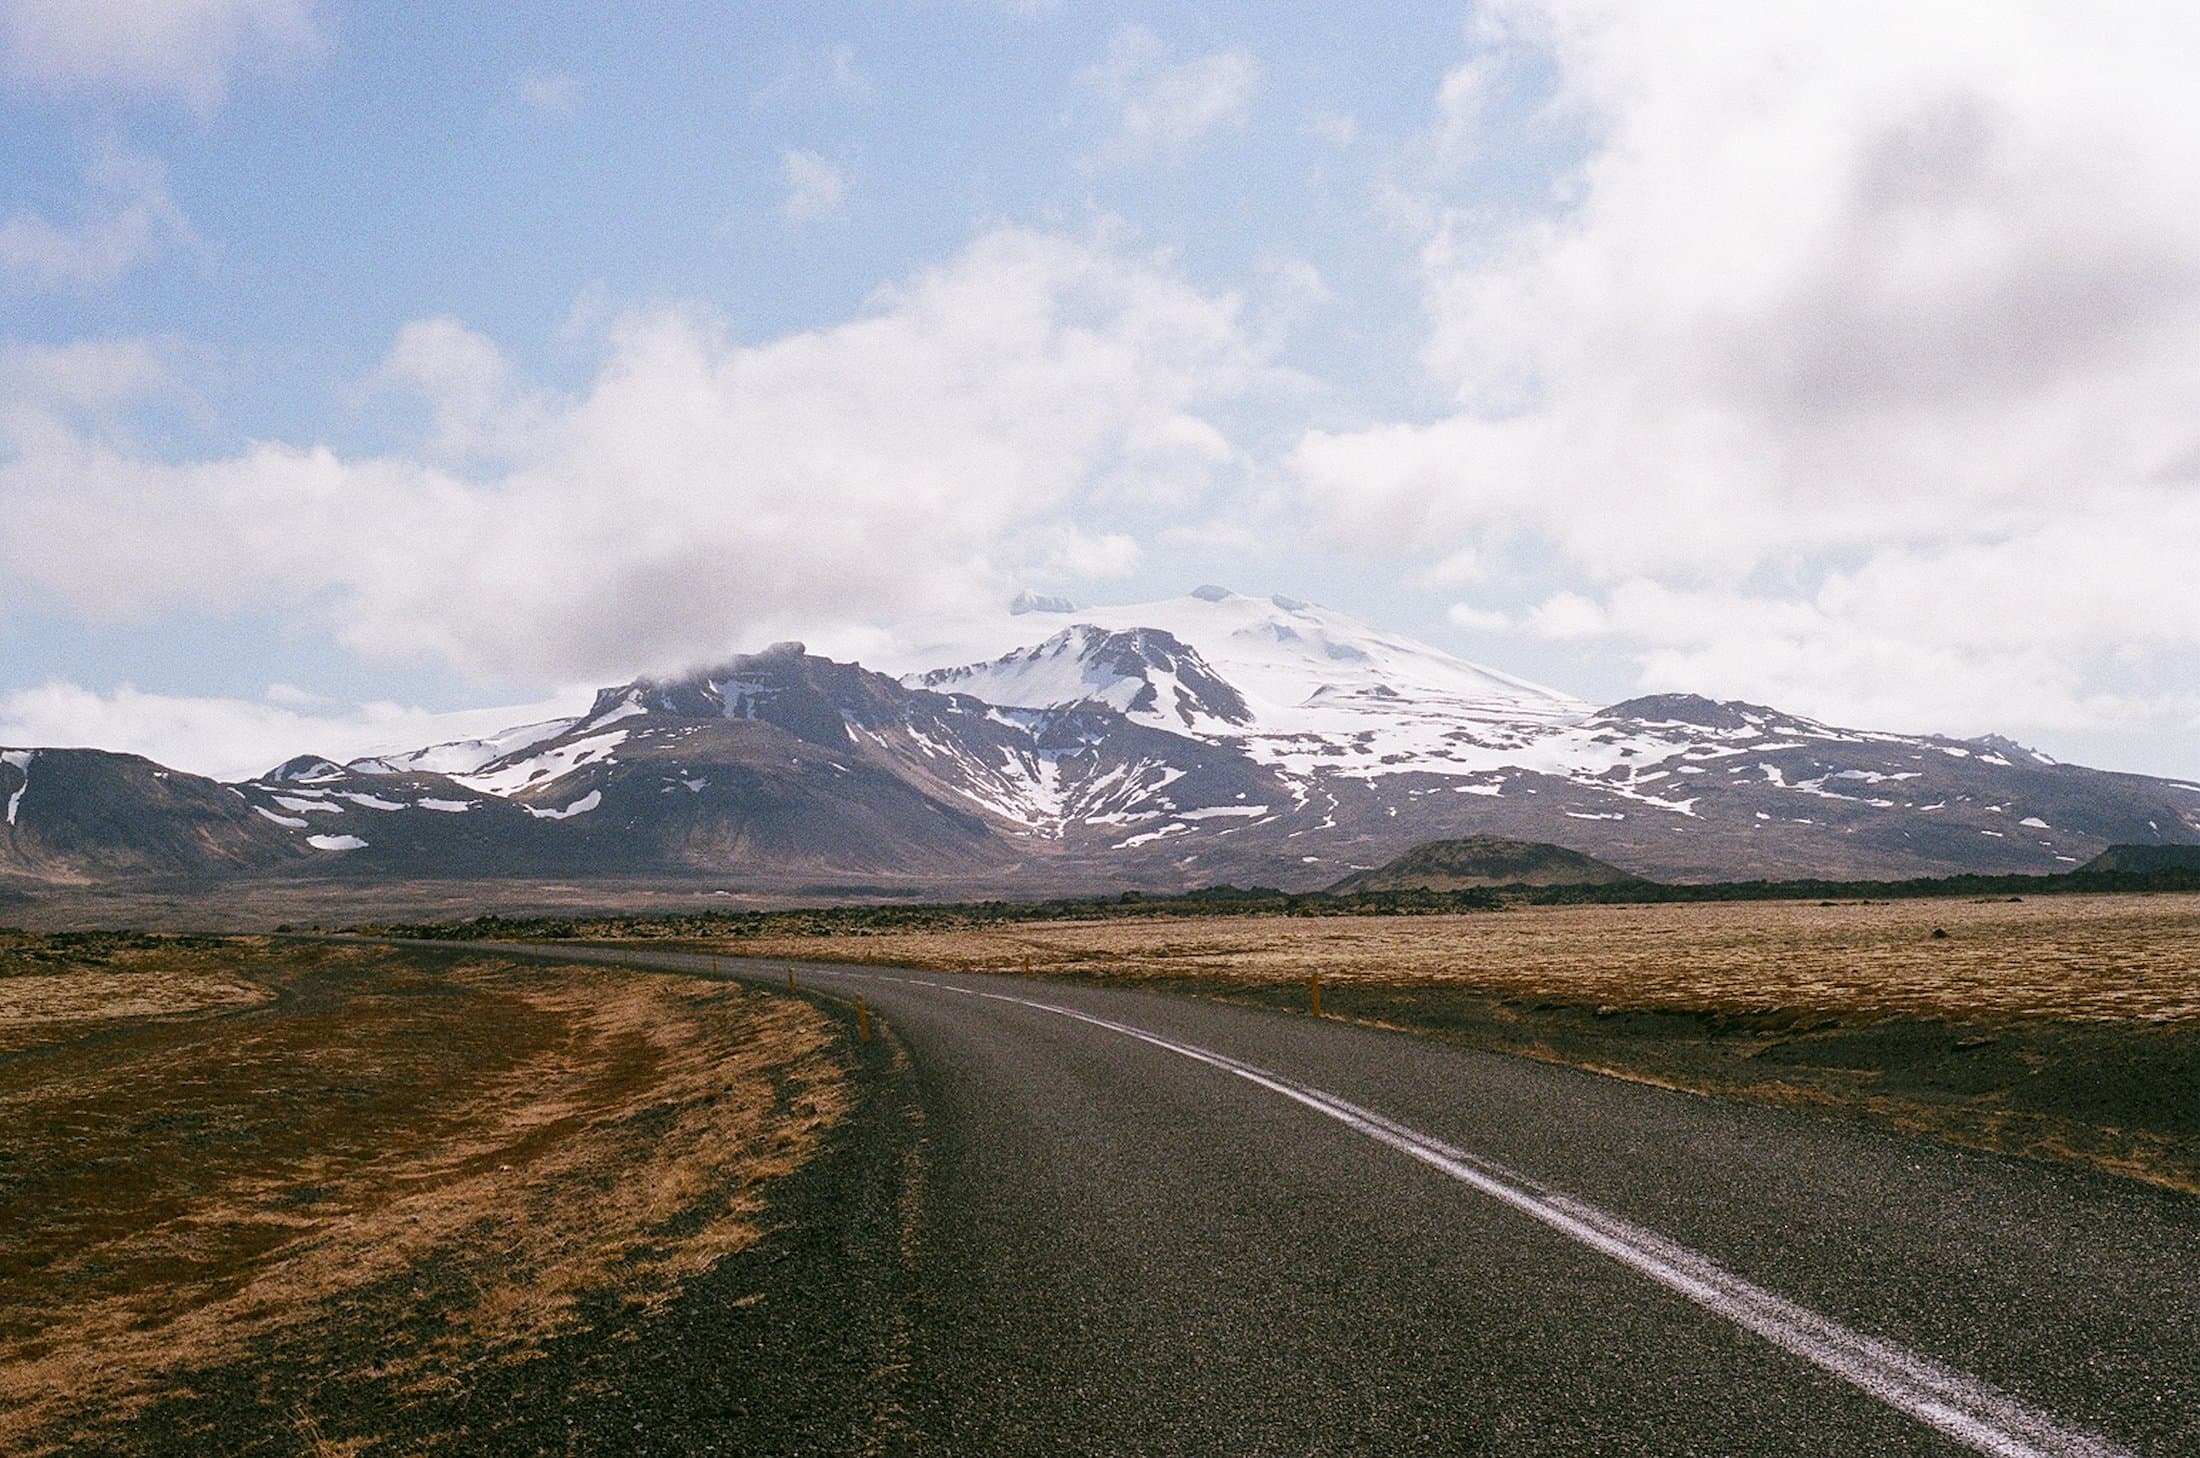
xmin=1524 ymin=591 xmax=1604 ymax=639
xmin=0 ymin=145 xmax=190 ymax=289
xmin=0 ymin=0 xmax=322 ymax=109
xmin=0 ymin=227 xmax=1275 ymax=685
xmin=1445 ymin=601 xmax=1511 ymax=633
xmin=1079 ymin=26 xmax=1258 ymax=167
xmin=368 ymin=316 xmax=546 ymax=462
xmin=0 ymin=680 xmax=588 ymax=782
xmin=1295 ymin=0 xmax=2200 ymax=755
xmin=1429 ymin=53 xmax=1503 ymax=165
xmin=1254 ymin=256 xmax=1330 ymax=331
xmin=1022 ymin=524 xmax=1143 ymax=580
xmin=1305 ymin=109 xmax=1357 ymax=148
xmin=753 ymin=44 xmax=870 ymax=108
xmin=514 ymin=68 xmax=578 ymax=117
xmin=0 ymin=335 xmax=173 ymax=425
xmin=778 ymin=148 xmax=848 ymax=221
xmin=1512 ymin=493 xmax=2200 ymax=741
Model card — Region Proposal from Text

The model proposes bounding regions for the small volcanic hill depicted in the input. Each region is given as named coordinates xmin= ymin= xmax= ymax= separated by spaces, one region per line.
xmin=1328 ymin=836 xmax=1643 ymax=893
xmin=2077 ymin=844 xmax=2200 ymax=875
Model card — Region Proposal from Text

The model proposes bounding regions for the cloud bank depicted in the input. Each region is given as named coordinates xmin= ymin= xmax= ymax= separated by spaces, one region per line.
xmin=0 ymin=680 xmax=586 ymax=782
xmin=0 ymin=226 xmax=1275 ymax=686
xmin=0 ymin=0 xmax=323 ymax=109
xmin=1296 ymin=0 xmax=2200 ymax=745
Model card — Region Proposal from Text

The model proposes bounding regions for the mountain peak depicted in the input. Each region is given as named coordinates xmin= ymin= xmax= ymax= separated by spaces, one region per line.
xmin=1597 ymin=694 xmax=1780 ymax=733
xmin=1969 ymin=733 xmax=2056 ymax=766
xmin=585 ymin=644 xmax=932 ymax=750
xmin=915 ymin=623 xmax=1252 ymax=731
xmin=264 ymin=754 xmax=348 ymax=785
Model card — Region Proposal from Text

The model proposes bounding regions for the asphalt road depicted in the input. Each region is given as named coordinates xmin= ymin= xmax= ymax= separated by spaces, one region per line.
xmin=476 ymin=942 xmax=2197 ymax=1457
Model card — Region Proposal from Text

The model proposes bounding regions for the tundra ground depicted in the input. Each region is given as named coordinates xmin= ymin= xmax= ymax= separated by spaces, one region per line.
xmin=0 ymin=936 xmax=852 ymax=1456
xmin=685 ymin=893 xmax=2200 ymax=1192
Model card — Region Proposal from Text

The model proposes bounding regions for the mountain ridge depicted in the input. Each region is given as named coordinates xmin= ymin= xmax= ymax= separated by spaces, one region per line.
xmin=6 ymin=587 xmax=2198 ymax=900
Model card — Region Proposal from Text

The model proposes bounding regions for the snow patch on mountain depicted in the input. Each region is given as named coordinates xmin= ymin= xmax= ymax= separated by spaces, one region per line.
xmin=265 ymin=755 xmax=348 ymax=785
xmin=525 ymin=789 xmax=602 ymax=820
xmin=3 ymin=750 xmax=32 ymax=826
xmin=459 ymin=731 xmax=629 ymax=797
xmin=353 ymin=717 xmax=575 ymax=778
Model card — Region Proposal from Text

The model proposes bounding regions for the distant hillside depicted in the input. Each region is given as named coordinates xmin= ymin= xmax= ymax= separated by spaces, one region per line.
xmin=2078 ymin=844 xmax=2200 ymax=875
xmin=1328 ymin=836 xmax=1642 ymax=894
xmin=0 ymin=749 xmax=304 ymax=883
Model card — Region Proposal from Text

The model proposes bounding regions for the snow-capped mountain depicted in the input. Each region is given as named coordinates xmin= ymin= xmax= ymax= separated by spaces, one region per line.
xmin=907 ymin=586 xmax=1586 ymax=765
xmin=6 ymin=586 xmax=2199 ymax=898
xmin=916 ymin=625 xmax=1251 ymax=731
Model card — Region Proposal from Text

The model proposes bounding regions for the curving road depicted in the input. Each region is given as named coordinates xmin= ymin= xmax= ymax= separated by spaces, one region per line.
xmin=464 ymin=942 xmax=2197 ymax=1456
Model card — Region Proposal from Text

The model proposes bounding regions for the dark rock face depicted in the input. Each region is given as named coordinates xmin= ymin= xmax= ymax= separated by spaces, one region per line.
xmin=1596 ymin=694 xmax=1780 ymax=733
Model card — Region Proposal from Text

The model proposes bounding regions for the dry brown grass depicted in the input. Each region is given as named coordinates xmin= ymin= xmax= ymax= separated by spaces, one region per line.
xmin=0 ymin=967 xmax=270 ymax=1044
xmin=714 ymin=893 xmax=2200 ymax=1024
xmin=0 ymin=938 xmax=849 ymax=1455
xmin=704 ymin=893 xmax=2199 ymax=1192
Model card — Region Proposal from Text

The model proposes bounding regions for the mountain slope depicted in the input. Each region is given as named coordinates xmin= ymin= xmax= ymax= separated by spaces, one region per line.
xmin=336 ymin=643 xmax=1020 ymax=879
xmin=0 ymin=749 xmax=305 ymax=883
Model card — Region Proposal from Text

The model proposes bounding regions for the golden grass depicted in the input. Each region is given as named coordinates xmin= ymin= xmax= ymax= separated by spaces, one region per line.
xmin=0 ymin=939 xmax=849 ymax=1455
xmin=698 ymin=892 xmax=2199 ymax=1192
xmin=713 ymin=893 xmax=2200 ymax=1024
xmin=0 ymin=968 xmax=270 ymax=1045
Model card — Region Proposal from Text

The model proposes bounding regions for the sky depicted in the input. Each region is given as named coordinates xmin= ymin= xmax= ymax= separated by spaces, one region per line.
xmin=2 ymin=0 xmax=2197 ymax=781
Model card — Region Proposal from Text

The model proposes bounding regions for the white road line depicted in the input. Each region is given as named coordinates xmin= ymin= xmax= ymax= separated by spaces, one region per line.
xmin=793 ymin=962 xmax=2132 ymax=1458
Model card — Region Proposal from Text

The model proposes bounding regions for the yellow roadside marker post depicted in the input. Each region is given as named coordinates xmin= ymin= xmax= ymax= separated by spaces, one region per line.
xmin=1309 ymin=974 xmax=1322 ymax=1018
xmin=788 ymin=967 xmax=796 ymax=993
xmin=857 ymin=996 xmax=871 ymax=1043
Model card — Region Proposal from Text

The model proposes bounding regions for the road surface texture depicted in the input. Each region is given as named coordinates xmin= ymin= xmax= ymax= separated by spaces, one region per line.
xmin=449 ymin=941 xmax=2197 ymax=1457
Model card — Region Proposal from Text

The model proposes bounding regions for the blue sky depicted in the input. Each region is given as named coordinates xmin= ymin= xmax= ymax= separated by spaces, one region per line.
xmin=3 ymin=1 xmax=2197 ymax=780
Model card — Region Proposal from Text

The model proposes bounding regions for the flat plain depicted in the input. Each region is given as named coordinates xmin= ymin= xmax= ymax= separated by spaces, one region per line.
xmin=699 ymin=892 xmax=2200 ymax=1191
